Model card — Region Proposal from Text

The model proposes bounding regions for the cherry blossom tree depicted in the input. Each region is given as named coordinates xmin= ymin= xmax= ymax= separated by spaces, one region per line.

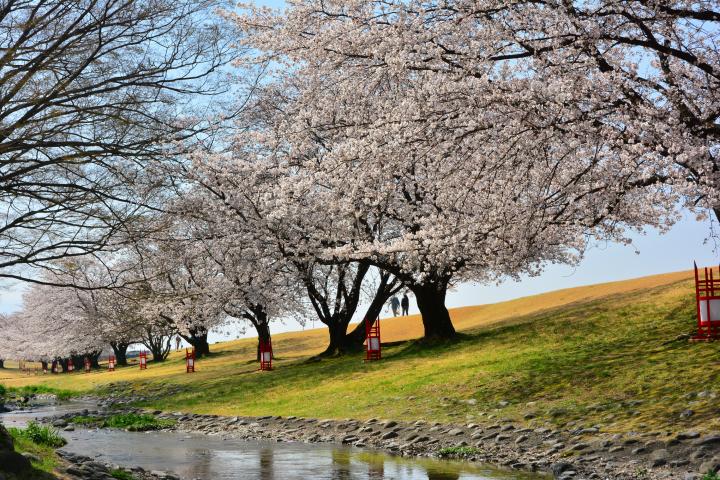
xmin=194 ymin=145 xmax=407 ymax=355
xmin=3 ymin=281 xmax=105 ymax=367
xmin=232 ymin=1 xmax=719 ymax=218
xmin=219 ymin=1 xmax=682 ymax=341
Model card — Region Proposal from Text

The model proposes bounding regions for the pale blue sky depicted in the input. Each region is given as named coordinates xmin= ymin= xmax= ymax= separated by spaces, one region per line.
xmin=1 ymin=0 xmax=715 ymax=342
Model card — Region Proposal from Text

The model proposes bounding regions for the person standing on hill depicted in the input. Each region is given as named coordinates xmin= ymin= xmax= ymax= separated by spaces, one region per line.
xmin=401 ymin=293 xmax=409 ymax=316
xmin=390 ymin=296 xmax=400 ymax=316
xmin=175 ymin=336 xmax=182 ymax=351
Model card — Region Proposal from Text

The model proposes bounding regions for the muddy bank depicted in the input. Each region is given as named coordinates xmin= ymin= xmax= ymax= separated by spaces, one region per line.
xmin=47 ymin=405 xmax=712 ymax=480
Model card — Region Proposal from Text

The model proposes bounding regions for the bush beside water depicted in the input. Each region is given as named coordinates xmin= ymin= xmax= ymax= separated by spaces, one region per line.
xmin=71 ymin=413 xmax=175 ymax=432
xmin=437 ymin=446 xmax=481 ymax=458
xmin=8 ymin=422 xmax=67 ymax=448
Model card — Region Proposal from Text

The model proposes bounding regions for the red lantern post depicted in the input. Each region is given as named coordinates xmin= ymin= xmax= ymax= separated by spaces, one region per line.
xmin=139 ymin=351 xmax=148 ymax=370
xmin=67 ymin=358 xmax=75 ymax=373
xmin=108 ymin=355 xmax=116 ymax=372
xmin=692 ymin=262 xmax=720 ymax=341
xmin=185 ymin=348 xmax=196 ymax=373
xmin=259 ymin=341 xmax=273 ymax=371
xmin=84 ymin=357 xmax=91 ymax=373
xmin=365 ymin=317 xmax=381 ymax=361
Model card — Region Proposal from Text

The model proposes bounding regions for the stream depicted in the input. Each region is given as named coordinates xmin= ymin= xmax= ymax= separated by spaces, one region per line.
xmin=1 ymin=402 xmax=548 ymax=480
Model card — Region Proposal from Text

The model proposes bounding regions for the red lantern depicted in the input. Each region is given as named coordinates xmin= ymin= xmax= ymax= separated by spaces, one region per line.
xmin=693 ymin=262 xmax=720 ymax=341
xmin=259 ymin=340 xmax=272 ymax=371
xmin=139 ymin=351 xmax=148 ymax=370
xmin=185 ymin=348 xmax=195 ymax=373
xmin=365 ymin=316 xmax=381 ymax=361
xmin=67 ymin=358 xmax=75 ymax=372
xmin=84 ymin=357 xmax=91 ymax=373
xmin=108 ymin=355 xmax=116 ymax=372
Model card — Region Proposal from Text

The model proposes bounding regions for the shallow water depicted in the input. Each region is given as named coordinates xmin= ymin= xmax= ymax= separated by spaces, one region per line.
xmin=1 ymin=403 xmax=548 ymax=480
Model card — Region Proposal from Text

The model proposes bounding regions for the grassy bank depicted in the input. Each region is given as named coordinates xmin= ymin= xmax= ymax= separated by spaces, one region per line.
xmin=6 ymin=423 xmax=63 ymax=480
xmin=2 ymin=270 xmax=718 ymax=434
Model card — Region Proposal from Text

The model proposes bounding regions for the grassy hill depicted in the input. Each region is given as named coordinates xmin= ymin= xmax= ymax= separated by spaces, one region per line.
xmin=3 ymin=270 xmax=719 ymax=434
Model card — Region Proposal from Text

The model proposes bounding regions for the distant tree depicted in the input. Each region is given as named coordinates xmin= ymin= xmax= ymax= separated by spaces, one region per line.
xmin=140 ymin=323 xmax=173 ymax=363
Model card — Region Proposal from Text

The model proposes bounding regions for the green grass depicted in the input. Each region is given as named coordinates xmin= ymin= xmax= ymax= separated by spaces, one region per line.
xmin=70 ymin=413 xmax=175 ymax=432
xmin=4 ymin=275 xmax=719 ymax=435
xmin=8 ymin=422 xmax=67 ymax=448
xmin=110 ymin=469 xmax=138 ymax=480
xmin=7 ymin=384 xmax=76 ymax=401
xmin=9 ymin=434 xmax=58 ymax=472
xmin=6 ymin=423 xmax=63 ymax=480
xmin=128 ymin=279 xmax=720 ymax=433
xmin=438 ymin=446 xmax=481 ymax=458
xmin=702 ymin=472 xmax=720 ymax=480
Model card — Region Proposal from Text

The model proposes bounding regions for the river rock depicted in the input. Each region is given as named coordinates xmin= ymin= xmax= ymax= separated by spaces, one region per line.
xmin=700 ymin=456 xmax=720 ymax=474
xmin=649 ymin=449 xmax=668 ymax=467
xmin=695 ymin=434 xmax=720 ymax=446
xmin=551 ymin=462 xmax=574 ymax=477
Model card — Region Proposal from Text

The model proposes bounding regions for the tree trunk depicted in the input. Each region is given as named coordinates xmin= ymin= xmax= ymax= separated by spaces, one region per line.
xmin=111 ymin=342 xmax=130 ymax=366
xmin=40 ymin=360 xmax=48 ymax=372
xmin=90 ymin=351 xmax=101 ymax=369
xmin=180 ymin=331 xmax=210 ymax=357
xmin=344 ymin=319 xmax=371 ymax=352
xmin=71 ymin=354 xmax=84 ymax=371
xmin=320 ymin=320 xmax=355 ymax=356
xmin=0 ymin=359 xmax=4 ymax=369
xmin=254 ymin=321 xmax=272 ymax=362
xmin=714 ymin=207 xmax=720 ymax=222
xmin=344 ymin=272 xmax=402 ymax=350
xmin=58 ymin=358 xmax=68 ymax=372
xmin=411 ymin=279 xmax=456 ymax=340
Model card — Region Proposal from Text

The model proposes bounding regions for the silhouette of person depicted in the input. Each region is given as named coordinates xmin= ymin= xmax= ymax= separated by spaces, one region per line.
xmin=390 ymin=296 xmax=400 ymax=316
xmin=401 ymin=293 xmax=409 ymax=316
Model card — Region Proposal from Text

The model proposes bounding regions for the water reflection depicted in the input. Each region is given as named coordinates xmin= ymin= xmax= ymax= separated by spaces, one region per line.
xmin=426 ymin=469 xmax=460 ymax=480
xmin=367 ymin=456 xmax=384 ymax=480
xmin=1 ymin=406 xmax=547 ymax=480
xmin=260 ymin=447 xmax=274 ymax=480
xmin=332 ymin=449 xmax=352 ymax=480
xmin=186 ymin=448 xmax=214 ymax=480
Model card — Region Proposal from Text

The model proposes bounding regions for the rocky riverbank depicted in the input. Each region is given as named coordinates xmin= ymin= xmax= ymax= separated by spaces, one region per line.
xmin=46 ymin=404 xmax=712 ymax=480
xmin=56 ymin=451 xmax=180 ymax=480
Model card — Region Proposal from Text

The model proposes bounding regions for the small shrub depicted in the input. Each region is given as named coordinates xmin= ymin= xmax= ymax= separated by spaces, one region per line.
xmin=0 ymin=383 xmax=7 ymax=397
xmin=110 ymin=469 xmax=137 ymax=480
xmin=437 ymin=446 xmax=481 ymax=458
xmin=102 ymin=413 xmax=175 ymax=431
xmin=9 ymin=421 xmax=67 ymax=448
xmin=702 ymin=472 xmax=720 ymax=480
